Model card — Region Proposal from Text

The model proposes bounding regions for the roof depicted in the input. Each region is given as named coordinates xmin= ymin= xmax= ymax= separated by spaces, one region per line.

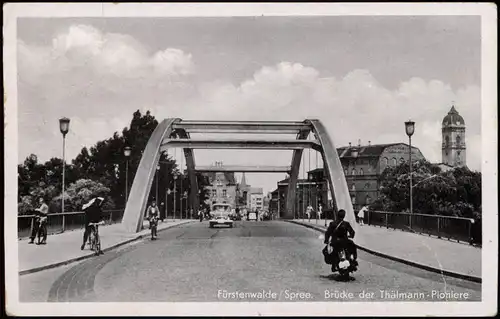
xmin=203 ymin=172 xmax=236 ymax=185
xmin=249 ymin=187 xmax=263 ymax=194
xmin=337 ymin=143 xmax=408 ymax=158
xmin=442 ymin=105 xmax=465 ymax=126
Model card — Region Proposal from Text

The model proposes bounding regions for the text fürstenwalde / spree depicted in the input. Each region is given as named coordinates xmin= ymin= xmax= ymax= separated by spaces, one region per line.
xmin=217 ymin=289 xmax=313 ymax=301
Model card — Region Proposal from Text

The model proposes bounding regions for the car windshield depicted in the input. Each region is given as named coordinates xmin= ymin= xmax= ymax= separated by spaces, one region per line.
xmin=212 ymin=204 xmax=231 ymax=212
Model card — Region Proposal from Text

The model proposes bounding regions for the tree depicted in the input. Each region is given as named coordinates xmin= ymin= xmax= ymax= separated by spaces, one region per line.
xmin=50 ymin=179 xmax=115 ymax=213
xmin=371 ymin=160 xmax=481 ymax=218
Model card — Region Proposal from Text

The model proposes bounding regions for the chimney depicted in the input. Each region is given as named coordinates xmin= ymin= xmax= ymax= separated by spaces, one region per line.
xmin=348 ymin=142 xmax=352 ymax=147
xmin=358 ymin=139 xmax=361 ymax=147
xmin=368 ymin=140 xmax=371 ymax=146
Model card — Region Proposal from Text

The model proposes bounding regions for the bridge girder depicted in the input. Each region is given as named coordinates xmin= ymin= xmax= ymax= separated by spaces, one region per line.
xmin=121 ymin=118 xmax=355 ymax=233
xmin=195 ymin=165 xmax=291 ymax=173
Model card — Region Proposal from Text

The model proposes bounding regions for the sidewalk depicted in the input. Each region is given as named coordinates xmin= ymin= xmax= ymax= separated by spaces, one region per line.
xmin=18 ymin=219 xmax=194 ymax=275
xmin=290 ymin=219 xmax=481 ymax=282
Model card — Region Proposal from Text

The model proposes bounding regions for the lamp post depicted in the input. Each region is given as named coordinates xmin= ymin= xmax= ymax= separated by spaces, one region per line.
xmin=350 ymin=147 xmax=359 ymax=213
xmin=59 ymin=118 xmax=70 ymax=220
xmin=156 ymin=165 xmax=160 ymax=203
xmin=124 ymin=146 xmax=131 ymax=205
xmin=166 ymin=189 xmax=171 ymax=221
xmin=183 ymin=191 xmax=188 ymax=219
xmin=173 ymin=175 xmax=178 ymax=220
xmin=405 ymin=120 xmax=415 ymax=229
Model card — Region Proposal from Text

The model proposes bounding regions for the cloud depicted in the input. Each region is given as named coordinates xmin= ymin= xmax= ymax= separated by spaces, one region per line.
xmin=19 ymin=24 xmax=194 ymax=83
xmin=17 ymin=25 xmax=481 ymax=193
xmin=175 ymin=62 xmax=481 ymax=173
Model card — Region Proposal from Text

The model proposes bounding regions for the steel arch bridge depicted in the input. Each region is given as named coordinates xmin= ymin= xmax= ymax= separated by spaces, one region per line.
xmin=121 ymin=119 xmax=355 ymax=233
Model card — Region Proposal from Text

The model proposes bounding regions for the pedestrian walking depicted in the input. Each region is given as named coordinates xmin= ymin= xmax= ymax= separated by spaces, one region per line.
xmin=198 ymin=210 xmax=203 ymax=222
xmin=306 ymin=204 xmax=313 ymax=222
xmin=358 ymin=206 xmax=368 ymax=226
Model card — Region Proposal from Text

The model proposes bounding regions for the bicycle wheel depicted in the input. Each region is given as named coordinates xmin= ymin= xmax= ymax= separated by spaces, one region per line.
xmin=89 ymin=229 xmax=96 ymax=251
xmin=95 ymin=232 xmax=101 ymax=255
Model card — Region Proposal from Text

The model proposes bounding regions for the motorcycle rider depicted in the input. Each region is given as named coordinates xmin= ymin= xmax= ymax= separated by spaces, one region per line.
xmin=324 ymin=209 xmax=358 ymax=271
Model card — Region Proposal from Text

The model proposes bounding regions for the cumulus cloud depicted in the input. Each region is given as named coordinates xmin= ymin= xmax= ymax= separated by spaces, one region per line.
xmin=173 ymin=62 xmax=481 ymax=173
xmin=17 ymin=25 xmax=481 ymax=192
xmin=19 ymin=24 xmax=194 ymax=82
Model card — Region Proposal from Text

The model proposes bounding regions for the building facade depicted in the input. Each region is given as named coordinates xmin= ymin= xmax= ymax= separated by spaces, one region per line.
xmin=274 ymin=142 xmax=426 ymax=215
xmin=236 ymin=173 xmax=265 ymax=211
xmin=203 ymin=162 xmax=237 ymax=208
xmin=442 ymin=105 xmax=466 ymax=167
xmin=249 ymin=188 xmax=264 ymax=211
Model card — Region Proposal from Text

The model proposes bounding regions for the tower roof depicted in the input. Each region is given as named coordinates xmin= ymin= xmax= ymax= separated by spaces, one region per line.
xmin=240 ymin=172 xmax=248 ymax=188
xmin=442 ymin=105 xmax=465 ymax=126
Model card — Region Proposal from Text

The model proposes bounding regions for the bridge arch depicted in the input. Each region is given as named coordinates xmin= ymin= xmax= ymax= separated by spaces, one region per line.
xmin=121 ymin=119 xmax=355 ymax=233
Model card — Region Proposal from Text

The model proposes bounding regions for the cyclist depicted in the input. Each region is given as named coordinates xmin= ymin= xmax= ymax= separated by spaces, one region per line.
xmin=81 ymin=197 xmax=104 ymax=251
xmin=31 ymin=197 xmax=48 ymax=244
xmin=146 ymin=201 xmax=159 ymax=240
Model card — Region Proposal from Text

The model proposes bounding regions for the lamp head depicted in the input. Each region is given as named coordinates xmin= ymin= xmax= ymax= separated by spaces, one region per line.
xmin=124 ymin=146 xmax=132 ymax=157
xmin=405 ymin=120 xmax=415 ymax=137
xmin=59 ymin=117 xmax=70 ymax=136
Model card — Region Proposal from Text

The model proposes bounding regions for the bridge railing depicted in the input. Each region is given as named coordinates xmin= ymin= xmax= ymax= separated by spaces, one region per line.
xmin=366 ymin=210 xmax=478 ymax=245
xmin=17 ymin=209 xmax=125 ymax=239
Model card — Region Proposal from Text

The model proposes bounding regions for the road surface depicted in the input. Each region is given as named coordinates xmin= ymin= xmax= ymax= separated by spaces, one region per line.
xmin=20 ymin=221 xmax=481 ymax=302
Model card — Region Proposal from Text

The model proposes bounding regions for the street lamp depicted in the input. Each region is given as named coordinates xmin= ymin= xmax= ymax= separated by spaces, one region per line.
xmin=156 ymin=164 xmax=160 ymax=204
xmin=59 ymin=117 xmax=70 ymax=216
xmin=350 ymin=147 xmax=359 ymax=212
xmin=124 ymin=146 xmax=131 ymax=205
xmin=173 ymin=174 xmax=178 ymax=220
xmin=405 ymin=120 xmax=415 ymax=229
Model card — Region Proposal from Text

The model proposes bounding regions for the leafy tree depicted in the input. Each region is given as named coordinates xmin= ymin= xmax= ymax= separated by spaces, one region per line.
xmin=371 ymin=160 xmax=481 ymax=218
xmin=17 ymin=182 xmax=60 ymax=215
xmin=50 ymin=179 xmax=115 ymax=213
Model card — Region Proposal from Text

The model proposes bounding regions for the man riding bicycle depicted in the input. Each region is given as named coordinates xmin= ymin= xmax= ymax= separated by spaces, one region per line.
xmin=81 ymin=197 xmax=104 ymax=251
xmin=146 ymin=201 xmax=159 ymax=240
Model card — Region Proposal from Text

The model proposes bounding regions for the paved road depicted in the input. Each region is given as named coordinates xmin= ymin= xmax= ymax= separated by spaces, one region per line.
xmin=20 ymin=221 xmax=481 ymax=302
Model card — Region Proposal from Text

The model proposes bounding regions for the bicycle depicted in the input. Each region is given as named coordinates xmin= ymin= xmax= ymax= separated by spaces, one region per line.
xmin=149 ymin=216 xmax=158 ymax=240
xmin=36 ymin=216 xmax=48 ymax=245
xmin=88 ymin=221 xmax=105 ymax=255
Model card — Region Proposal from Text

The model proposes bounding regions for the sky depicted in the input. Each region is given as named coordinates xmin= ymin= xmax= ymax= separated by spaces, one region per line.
xmin=17 ymin=16 xmax=482 ymax=193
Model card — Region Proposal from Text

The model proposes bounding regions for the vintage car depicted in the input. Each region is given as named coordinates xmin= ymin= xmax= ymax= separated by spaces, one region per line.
xmin=209 ymin=203 xmax=234 ymax=228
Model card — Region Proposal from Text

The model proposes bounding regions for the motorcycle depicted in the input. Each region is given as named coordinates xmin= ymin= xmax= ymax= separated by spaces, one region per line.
xmin=322 ymin=236 xmax=358 ymax=279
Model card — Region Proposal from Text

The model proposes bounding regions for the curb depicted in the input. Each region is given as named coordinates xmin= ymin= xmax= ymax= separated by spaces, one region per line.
xmin=287 ymin=220 xmax=482 ymax=284
xmin=19 ymin=220 xmax=194 ymax=276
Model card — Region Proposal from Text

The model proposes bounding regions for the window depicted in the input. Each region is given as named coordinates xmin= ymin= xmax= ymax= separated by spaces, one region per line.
xmin=391 ymin=158 xmax=397 ymax=166
xmin=381 ymin=157 xmax=389 ymax=169
xmin=400 ymin=157 xmax=405 ymax=164
xmin=351 ymin=184 xmax=356 ymax=191
xmin=222 ymin=189 xmax=227 ymax=197
xmin=351 ymin=169 xmax=357 ymax=176
xmin=445 ymin=135 xmax=450 ymax=147
xmin=364 ymin=183 xmax=370 ymax=189
xmin=456 ymin=135 xmax=461 ymax=146
xmin=359 ymin=168 xmax=364 ymax=175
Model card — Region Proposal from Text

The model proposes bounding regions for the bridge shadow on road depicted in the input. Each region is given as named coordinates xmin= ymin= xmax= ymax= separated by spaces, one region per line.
xmin=319 ymin=273 xmax=356 ymax=282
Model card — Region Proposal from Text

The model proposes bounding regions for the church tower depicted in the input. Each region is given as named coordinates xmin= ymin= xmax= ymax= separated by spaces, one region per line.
xmin=442 ymin=105 xmax=466 ymax=167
